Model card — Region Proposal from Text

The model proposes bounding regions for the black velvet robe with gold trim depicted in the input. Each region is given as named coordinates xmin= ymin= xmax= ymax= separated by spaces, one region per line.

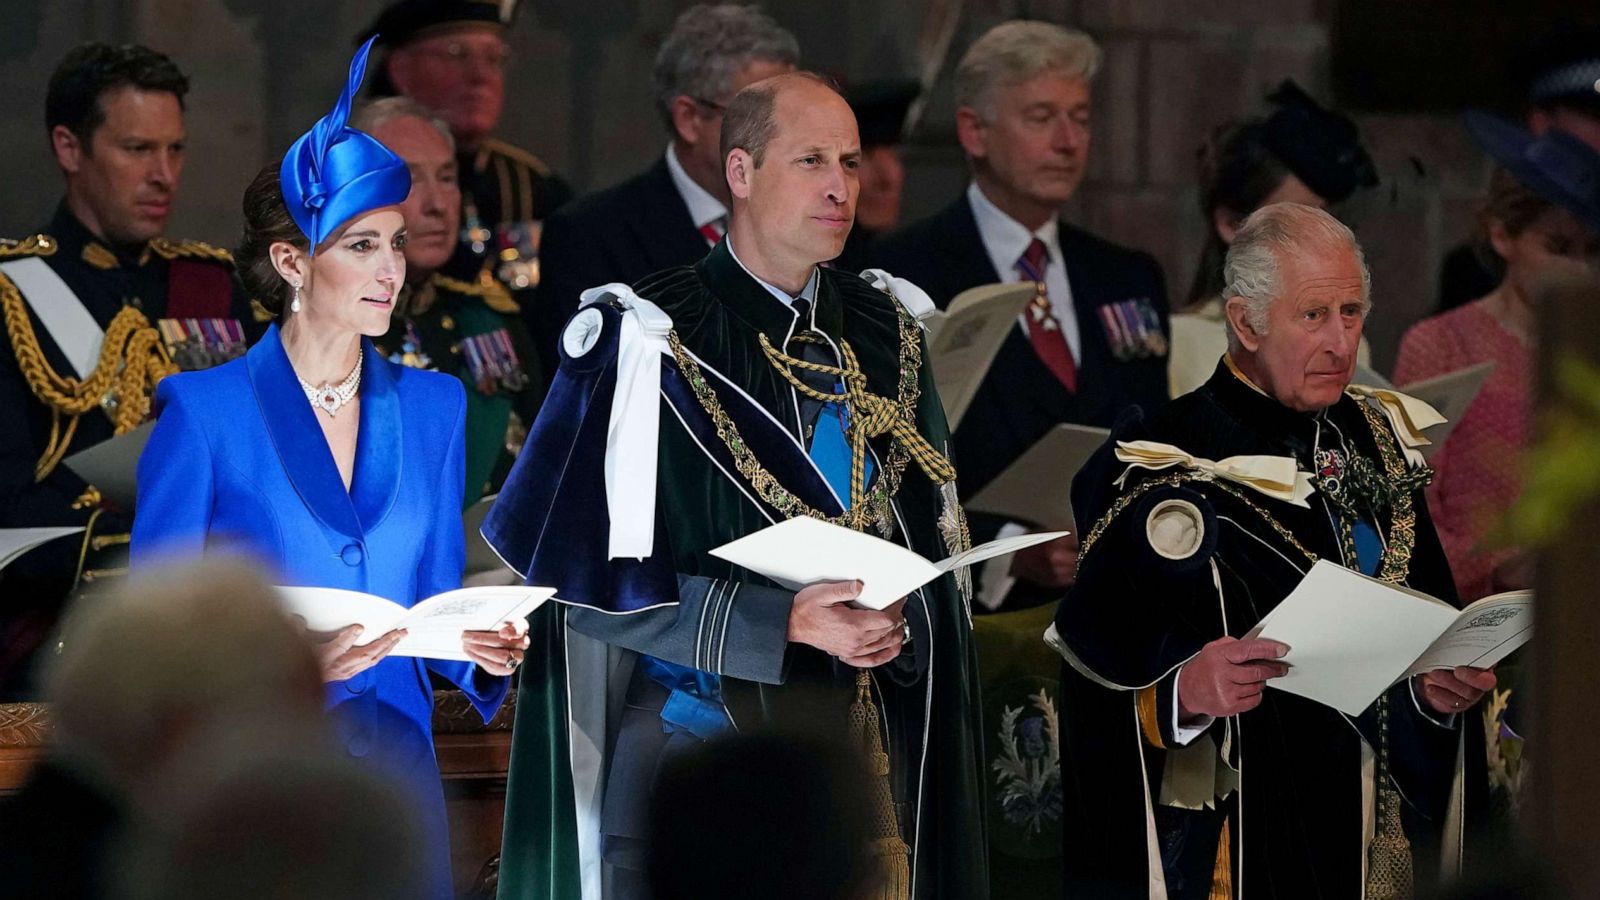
xmin=1054 ymin=360 xmax=1486 ymax=899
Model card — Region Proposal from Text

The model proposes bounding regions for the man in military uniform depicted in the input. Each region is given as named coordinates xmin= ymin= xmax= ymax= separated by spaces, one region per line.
xmin=363 ymin=0 xmax=573 ymax=306
xmin=355 ymin=97 xmax=542 ymax=506
xmin=0 ymin=43 xmax=253 ymax=698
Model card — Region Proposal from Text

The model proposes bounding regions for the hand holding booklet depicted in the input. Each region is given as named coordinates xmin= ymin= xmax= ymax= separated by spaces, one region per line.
xmin=276 ymin=585 xmax=555 ymax=662
xmin=1248 ymin=560 xmax=1531 ymax=715
xmin=709 ymin=516 xmax=1068 ymax=610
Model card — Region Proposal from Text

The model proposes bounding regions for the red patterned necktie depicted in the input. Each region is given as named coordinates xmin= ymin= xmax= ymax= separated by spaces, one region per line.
xmin=1017 ymin=238 xmax=1077 ymax=392
xmin=698 ymin=216 xmax=727 ymax=247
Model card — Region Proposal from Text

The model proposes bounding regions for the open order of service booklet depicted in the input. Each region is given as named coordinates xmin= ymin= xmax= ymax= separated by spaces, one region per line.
xmin=923 ymin=283 xmax=1037 ymax=430
xmin=1249 ymin=559 xmax=1531 ymax=716
xmin=709 ymin=515 xmax=1067 ymax=610
xmin=965 ymin=423 xmax=1111 ymax=531
xmin=276 ymin=584 xmax=555 ymax=662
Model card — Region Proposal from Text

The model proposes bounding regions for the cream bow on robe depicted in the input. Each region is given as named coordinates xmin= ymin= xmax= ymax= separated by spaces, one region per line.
xmin=1344 ymin=384 xmax=1446 ymax=468
xmin=1113 ymin=441 xmax=1317 ymax=508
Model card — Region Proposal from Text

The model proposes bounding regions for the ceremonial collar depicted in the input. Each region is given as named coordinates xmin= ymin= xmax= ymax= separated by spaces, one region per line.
xmin=246 ymin=322 xmax=403 ymax=539
xmin=47 ymin=202 xmax=149 ymax=270
xmin=695 ymin=238 xmax=844 ymax=344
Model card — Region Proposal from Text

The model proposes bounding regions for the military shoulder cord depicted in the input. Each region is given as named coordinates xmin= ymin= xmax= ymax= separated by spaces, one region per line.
xmin=668 ymin=307 xmax=956 ymax=900
xmin=1 ymin=251 xmax=178 ymax=481
xmin=1074 ymin=398 xmax=1425 ymax=900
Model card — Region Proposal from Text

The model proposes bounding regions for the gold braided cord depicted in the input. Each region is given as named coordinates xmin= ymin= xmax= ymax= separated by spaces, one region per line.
xmin=145 ymin=236 xmax=233 ymax=263
xmin=759 ymin=332 xmax=956 ymax=507
xmin=0 ymin=235 xmax=58 ymax=259
xmin=666 ymin=307 xmax=949 ymax=535
xmin=1 ymin=272 xmax=177 ymax=479
xmin=432 ymin=271 xmax=520 ymax=315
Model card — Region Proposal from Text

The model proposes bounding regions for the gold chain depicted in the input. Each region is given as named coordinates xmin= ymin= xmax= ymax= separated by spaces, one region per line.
xmin=665 ymin=307 xmax=947 ymax=533
xmin=1077 ymin=471 xmax=1320 ymax=568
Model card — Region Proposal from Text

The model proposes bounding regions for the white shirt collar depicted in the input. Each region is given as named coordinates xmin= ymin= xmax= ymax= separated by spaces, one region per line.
xmin=966 ymin=181 xmax=1061 ymax=272
xmin=726 ymin=236 xmax=820 ymax=316
xmin=665 ymin=143 xmax=728 ymax=231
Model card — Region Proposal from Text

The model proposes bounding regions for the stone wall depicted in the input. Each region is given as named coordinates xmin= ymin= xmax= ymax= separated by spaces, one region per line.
xmin=0 ymin=0 xmax=1499 ymax=371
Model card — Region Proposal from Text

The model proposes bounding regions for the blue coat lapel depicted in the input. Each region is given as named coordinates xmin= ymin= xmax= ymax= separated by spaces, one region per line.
xmin=246 ymin=324 xmax=402 ymax=539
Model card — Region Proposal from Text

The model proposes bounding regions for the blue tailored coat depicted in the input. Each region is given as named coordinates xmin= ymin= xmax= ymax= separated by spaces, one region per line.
xmin=130 ymin=322 xmax=508 ymax=898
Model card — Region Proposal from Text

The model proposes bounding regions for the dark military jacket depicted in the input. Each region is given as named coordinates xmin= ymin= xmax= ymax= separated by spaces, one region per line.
xmin=0 ymin=203 xmax=252 ymax=697
xmin=374 ymin=272 xmax=542 ymax=506
xmin=446 ymin=137 xmax=573 ymax=293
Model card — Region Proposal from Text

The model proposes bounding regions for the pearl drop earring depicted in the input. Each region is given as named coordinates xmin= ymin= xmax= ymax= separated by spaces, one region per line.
xmin=291 ymin=281 xmax=302 ymax=313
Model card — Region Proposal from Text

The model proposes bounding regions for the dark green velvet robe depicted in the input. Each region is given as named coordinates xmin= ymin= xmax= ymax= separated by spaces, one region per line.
xmin=492 ymin=241 xmax=988 ymax=899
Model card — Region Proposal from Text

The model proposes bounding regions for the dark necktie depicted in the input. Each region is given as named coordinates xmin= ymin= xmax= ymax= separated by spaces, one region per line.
xmin=1017 ymin=238 xmax=1077 ymax=392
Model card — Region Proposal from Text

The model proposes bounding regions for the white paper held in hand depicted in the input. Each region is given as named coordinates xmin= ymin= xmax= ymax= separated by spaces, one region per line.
xmin=1250 ymin=559 xmax=1531 ymax=716
xmin=276 ymin=584 xmax=556 ymax=662
xmin=708 ymin=516 xmax=1068 ymax=610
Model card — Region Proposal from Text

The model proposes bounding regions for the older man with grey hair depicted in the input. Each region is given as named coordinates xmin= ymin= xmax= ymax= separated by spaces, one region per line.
xmin=530 ymin=4 xmax=798 ymax=378
xmin=1052 ymin=202 xmax=1494 ymax=898
xmin=354 ymin=96 xmax=544 ymax=503
xmin=875 ymin=20 xmax=1172 ymax=613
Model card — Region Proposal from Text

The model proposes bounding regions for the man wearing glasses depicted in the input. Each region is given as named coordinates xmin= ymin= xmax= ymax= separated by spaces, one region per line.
xmin=532 ymin=4 xmax=797 ymax=383
xmin=363 ymin=0 xmax=573 ymax=311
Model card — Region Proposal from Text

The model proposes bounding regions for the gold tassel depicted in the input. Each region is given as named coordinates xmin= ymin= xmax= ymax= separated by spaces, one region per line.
xmin=848 ymin=668 xmax=911 ymax=899
xmin=1365 ymin=694 xmax=1415 ymax=899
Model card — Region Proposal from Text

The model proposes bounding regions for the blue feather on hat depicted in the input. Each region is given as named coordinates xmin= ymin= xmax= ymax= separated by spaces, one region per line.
xmin=280 ymin=36 xmax=412 ymax=252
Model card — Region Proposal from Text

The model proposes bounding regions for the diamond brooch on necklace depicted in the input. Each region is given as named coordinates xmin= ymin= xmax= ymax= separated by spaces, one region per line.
xmin=299 ymin=347 xmax=363 ymax=417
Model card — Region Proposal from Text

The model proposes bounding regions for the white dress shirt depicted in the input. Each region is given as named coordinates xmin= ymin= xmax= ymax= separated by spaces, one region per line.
xmin=665 ymin=143 xmax=728 ymax=234
xmin=966 ymin=181 xmax=1081 ymax=361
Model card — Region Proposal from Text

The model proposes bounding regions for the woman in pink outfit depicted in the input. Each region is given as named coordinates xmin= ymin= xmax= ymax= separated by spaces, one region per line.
xmin=1395 ymin=112 xmax=1600 ymax=601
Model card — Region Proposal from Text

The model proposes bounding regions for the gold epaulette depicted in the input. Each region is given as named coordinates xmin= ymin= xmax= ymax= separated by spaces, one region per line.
xmin=478 ymin=138 xmax=553 ymax=177
xmin=432 ymin=272 xmax=521 ymax=315
xmin=147 ymin=237 xmax=234 ymax=265
xmin=0 ymin=235 xmax=58 ymax=259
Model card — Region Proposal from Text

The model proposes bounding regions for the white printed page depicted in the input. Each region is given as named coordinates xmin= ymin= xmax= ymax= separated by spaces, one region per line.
xmin=1251 ymin=560 xmax=1461 ymax=716
xmin=394 ymin=586 xmax=554 ymax=660
xmin=1404 ymin=590 xmax=1532 ymax=677
xmin=276 ymin=585 xmax=553 ymax=661
xmin=709 ymin=516 xmax=942 ymax=610
xmin=927 ymin=283 xmax=1036 ymax=429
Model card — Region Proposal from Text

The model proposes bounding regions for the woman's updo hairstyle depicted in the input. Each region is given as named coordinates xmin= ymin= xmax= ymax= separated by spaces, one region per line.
xmin=235 ymin=160 xmax=309 ymax=319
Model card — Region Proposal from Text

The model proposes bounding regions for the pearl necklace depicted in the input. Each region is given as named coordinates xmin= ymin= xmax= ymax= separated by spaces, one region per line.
xmin=298 ymin=347 xmax=363 ymax=417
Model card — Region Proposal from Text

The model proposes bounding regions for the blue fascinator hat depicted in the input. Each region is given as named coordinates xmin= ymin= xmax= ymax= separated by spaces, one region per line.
xmin=280 ymin=36 xmax=411 ymax=251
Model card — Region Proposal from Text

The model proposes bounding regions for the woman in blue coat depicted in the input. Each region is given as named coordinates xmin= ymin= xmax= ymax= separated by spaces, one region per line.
xmin=130 ymin=39 xmax=528 ymax=897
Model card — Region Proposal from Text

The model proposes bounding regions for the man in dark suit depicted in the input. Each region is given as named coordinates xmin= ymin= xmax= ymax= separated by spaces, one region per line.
xmin=875 ymin=21 xmax=1170 ymax=612
xmin=530 ymin=4 xmax=797 ymax=380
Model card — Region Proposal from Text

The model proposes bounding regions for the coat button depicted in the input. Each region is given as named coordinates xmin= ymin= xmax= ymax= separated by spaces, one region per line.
xmin=340 ymin=543 xmax=364 ymax=566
